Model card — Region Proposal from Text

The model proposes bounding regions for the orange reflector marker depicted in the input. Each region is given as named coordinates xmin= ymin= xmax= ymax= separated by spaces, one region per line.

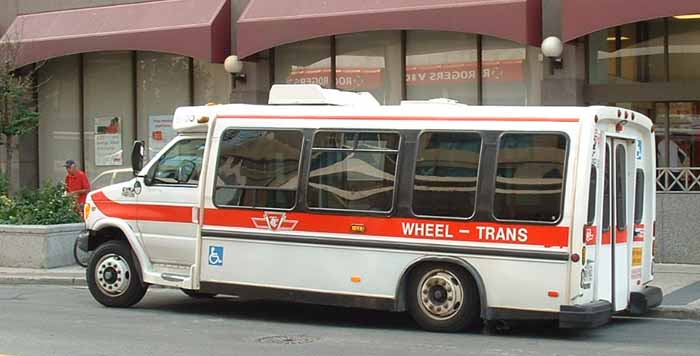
xmin=197 ymin=116 xmax=210 ymax=123
xmin=548 ymin=291 xmax=559 ymax=298
xmin=351 ymin=276 xmax=361 ymax=283
xmin=350 ymin=224 xmax=366 ymax=233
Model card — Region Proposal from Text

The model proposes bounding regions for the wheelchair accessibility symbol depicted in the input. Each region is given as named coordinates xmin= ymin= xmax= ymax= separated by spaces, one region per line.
xmin=208 ymin=246 xmax=223 ymax=266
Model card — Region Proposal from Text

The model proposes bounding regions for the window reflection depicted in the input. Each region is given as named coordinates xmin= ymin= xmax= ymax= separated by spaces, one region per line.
xmin=214 ymin=130 xmax=303 ymax=209
xmin=308 ymin=132 xmax=399 ymax=212
xmin=494 ymin=134 xmax=567 ymax=222
xmin=413 ymin=132 xmax=481 ymax=218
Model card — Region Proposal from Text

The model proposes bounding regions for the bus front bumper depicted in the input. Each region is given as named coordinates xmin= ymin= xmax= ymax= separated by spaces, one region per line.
xmin=559 ymin=300 xmax=612 ymax=328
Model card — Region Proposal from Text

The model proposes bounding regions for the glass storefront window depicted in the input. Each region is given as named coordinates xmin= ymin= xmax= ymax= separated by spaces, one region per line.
xmin=669 ymin=17 xmax=700 ymax=81
xmin=589 ymin=20 xmax=665 ymax=84
xmin=668 ymin=102 xmax=700 ymax=167
xmin=336 ymin=31 xmax=402 ymax=104
xmin=481 ymin=37 xmax=529 ymax=105
xmin=405 ymin=31 xmax=478 ymax=105
xmin=274 ymin=37 xmax=331 ymax=88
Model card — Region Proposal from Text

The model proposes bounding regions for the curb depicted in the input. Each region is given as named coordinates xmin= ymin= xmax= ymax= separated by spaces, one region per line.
xmin=0 ymin=276 xmax=86 ymax=287
xmin=646 ymin=306 xmax=700 ymax=321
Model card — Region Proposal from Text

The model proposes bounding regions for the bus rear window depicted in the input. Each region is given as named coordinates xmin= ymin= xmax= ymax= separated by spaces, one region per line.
xmin=587 ymin=165 xmax=597 ymax=225
xmin=412 ymin=132 xmax=481 ymax=218
xmin=493 ymin=133 xmax=567 ymax=222
xmin=634 ymin=169 xmax=644 ymax=224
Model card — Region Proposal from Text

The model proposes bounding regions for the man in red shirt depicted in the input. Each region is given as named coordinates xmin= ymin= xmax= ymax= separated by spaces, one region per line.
xmin=64 ymin=160 xmax=90 ymax=213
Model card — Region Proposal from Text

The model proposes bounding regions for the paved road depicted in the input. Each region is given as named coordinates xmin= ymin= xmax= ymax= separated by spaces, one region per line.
xmin=1 ymin=285 xmax=698 ymax=356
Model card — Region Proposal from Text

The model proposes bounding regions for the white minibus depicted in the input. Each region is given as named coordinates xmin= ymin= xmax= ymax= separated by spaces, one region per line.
xmin=81 ymin=84 xmax=662 ymax=331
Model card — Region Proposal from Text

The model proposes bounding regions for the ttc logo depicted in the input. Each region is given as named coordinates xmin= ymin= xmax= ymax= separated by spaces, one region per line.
xmin=208 ymin=246 xmax=223 ymax=266
xmin=252 ymin=212 xmax=298 ymax=231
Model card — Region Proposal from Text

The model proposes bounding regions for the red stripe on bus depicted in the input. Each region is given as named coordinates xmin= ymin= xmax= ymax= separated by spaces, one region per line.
xmin=600 ymin=229 xmax=628 ymax=245
xmin=90 ymin=192 xmax=570 ymax=248
xmin=616 ymin=228 xmax=628 ymax=244
xmin=203 ymin=209 xmax=570 ymax=248
xmin=216 ymin=114 xmax=580 ymax=123
xmin=91 ymin=192 xmax=192 ymax=223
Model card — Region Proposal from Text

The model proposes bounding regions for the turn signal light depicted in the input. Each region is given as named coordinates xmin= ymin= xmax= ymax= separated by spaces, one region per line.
xmin=197 ymin=116 xmax=210 ymax=123
xmin=351 ymin=276 xmax=361 ymax=283
xmin=548 ymin=291 xmax=559 ymax=298
xmin=83 ymin=203 xmax=92 ymax=221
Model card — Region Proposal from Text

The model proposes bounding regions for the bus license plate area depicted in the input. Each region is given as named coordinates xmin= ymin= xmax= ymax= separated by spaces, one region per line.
xmin=581 ymin=264 xmax=593 ymax=289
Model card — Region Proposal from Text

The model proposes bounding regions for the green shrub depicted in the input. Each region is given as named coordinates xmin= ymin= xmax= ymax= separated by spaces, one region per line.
xmin=0 ymin=182 xmax=82 ymax=225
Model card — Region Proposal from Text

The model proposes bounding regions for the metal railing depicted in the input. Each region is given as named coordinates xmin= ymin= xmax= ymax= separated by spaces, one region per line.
xmin=657 ymin=168 xmax=700 ymax=192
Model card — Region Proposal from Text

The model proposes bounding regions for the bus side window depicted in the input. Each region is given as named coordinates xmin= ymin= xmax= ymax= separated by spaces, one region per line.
xmin=634 ymin=169 xmax=644 ymax=224
xmin=412 ymin=131 xmax=482 ymax=218
xmin=615 ymin=145 xmax=627 ymax=231
xmin=307 ymin=131 xmax=400 ymax=212
xmin=587 ymin=165 xmax=597 ymax=225
xmin=493 ymin=133 xmax=567 ymax=222
xmin=213 ymin=129 xmax=303 ymax=209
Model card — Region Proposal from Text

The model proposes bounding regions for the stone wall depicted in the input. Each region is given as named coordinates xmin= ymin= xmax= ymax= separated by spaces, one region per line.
xmin=656 ymin=194 xmax=700 ymax=265
xmin=0 ymin=223 xmax=84 ymax=268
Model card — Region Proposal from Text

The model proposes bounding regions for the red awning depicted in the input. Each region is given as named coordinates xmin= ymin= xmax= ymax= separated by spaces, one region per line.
xmin=563 ymin=0 xmax=700 ymax=42
xmin=0 ymin=0 xmax=230 ymax=68
xmin=236 ymin=0 xmax=541 ymax=59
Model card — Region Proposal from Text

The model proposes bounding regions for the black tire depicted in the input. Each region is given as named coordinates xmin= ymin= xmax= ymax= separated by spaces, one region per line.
xmin=86 ymin=240 xmax=148 ymax=308
xmin=181 ymin=289 xmax=218 ymax=299
xmin=407 ymin=263 xmax=480 ymax=332
xmin=73 ymin=237 xmax=90 ymax=268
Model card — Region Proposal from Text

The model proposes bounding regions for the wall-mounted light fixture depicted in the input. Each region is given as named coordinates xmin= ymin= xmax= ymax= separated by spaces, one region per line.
xmin=541 ymin=36 xmax=564 ymax=74
xmin=224 ymin=55 xmax=246 ymax=87
xmin=674 ymin=14 xmax=700 ymax=20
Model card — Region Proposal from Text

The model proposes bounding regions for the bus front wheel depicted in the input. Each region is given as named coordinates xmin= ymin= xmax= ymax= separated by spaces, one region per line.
xmin=407 ymin=263 xmax=480 ymax=332
xmin=87 ymin=240 xmax=148 ymax=308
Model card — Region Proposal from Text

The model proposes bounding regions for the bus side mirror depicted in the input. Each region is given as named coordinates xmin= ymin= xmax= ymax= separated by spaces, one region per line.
xmin=131 ymin=140 xmax=145 ymax=176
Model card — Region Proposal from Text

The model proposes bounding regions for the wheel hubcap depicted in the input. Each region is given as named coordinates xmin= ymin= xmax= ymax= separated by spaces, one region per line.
xmin=95 ymin=254 xmax=131 ymax=297
xmin=417 ymin=269 xmax=464 ymax=320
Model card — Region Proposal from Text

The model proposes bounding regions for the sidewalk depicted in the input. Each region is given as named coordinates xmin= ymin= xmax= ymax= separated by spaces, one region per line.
xmin=646 ymin=263 xmax=700 ymax=320
xmin=0 ymin=263 xmax=698 ymax=321
xmin=0 ymin=265 xmax=86 ymax=286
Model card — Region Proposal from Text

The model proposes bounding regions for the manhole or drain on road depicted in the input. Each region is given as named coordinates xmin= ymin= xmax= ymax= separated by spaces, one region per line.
xmin=257 ymin=335 xmax=318 ymax=345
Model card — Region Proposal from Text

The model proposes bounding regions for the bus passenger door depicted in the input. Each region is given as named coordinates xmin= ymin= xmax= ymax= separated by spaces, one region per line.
xmin=604 ymin=138 xmax=634 ymax=312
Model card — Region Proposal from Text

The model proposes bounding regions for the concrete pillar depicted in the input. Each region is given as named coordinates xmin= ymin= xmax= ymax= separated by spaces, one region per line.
xmin=540 ymin=0 xmax=586 ymax=106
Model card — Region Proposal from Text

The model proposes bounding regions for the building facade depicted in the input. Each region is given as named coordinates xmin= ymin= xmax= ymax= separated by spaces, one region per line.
xmin=1 ymin=0 xmax=699 ymax=263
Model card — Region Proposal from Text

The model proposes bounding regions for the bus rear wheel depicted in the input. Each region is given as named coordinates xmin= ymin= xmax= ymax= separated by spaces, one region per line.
xmin=407 ymin=263 xmax=480 ymax=332
xmin=87 ymin=240 xmax=148 ymax=308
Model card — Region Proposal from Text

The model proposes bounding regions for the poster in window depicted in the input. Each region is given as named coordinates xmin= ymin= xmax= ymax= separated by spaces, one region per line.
xmin=94 ymin=116 xmax=123 ymax=166
xmin=148 ymin=115 xmax=177 ymax=159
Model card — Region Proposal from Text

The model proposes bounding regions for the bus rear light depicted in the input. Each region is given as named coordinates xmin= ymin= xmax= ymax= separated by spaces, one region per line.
xmin=581 ymin=247 xmax=587 ymax=265
xmin=547 ymin=291 xmax=559 ymax=298
xmin=571 ymin=253 xmax=580 ymax=263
